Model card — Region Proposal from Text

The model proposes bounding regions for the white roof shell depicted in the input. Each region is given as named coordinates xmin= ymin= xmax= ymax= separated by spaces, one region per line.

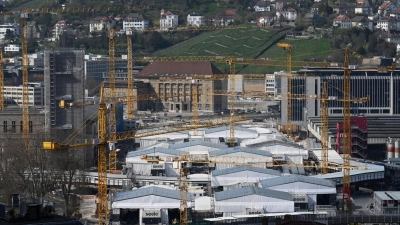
xmin=211 ymin=166 xmax=281 ymax=187
xmin=112 ymin=186 xmax=190 ymax=209
xmin=214 ymin=187 xmax=294 ymax=215
xmin=260 ymin=175 xmax=336 ymax=195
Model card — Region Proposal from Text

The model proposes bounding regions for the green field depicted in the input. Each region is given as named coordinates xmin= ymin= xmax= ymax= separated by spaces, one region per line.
xmin=154 ymin=25 xmax=332 ymax=74
xmin=238 ymin=38 xmax=332 ymax=73
xmin=154 ymin=25 xmax=288 ymax=58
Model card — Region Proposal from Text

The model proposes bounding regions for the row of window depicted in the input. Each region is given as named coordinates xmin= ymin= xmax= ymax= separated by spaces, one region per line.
xmin=3 ymin=121 xmax=33 ymax=133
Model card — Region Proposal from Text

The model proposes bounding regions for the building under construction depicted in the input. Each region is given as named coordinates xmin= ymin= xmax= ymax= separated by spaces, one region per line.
xmin=43 ymin=49 xmax=85 ymax=134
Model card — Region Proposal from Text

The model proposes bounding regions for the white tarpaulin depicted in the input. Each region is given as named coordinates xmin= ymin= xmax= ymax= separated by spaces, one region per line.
xmin=265 ymin=182 xmax=336 ymax=195
xmin=112 ymin=195 xmax=188 ymax=209
xmin=215 ymin=195 xmax=294 ymax=213
xmin=212 ymin=170 xmax=280 ymax=187
xmin=195 ymin=196 xmax=212 ymax=211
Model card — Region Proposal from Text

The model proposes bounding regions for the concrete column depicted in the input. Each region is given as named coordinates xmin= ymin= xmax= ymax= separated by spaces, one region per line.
xmin=395 ymin=140 xmax=399 ymax=159
xmin=388 ymin=138 xmax=395 ymax=160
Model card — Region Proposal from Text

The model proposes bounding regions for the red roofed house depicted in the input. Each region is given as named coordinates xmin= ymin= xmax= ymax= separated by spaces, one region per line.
xmin=52 ymin=20 xmax=68 ymax=40
xmin=378 ymin=1 xmax=397 ymax=16
xmin=214 ymin=10 xmax=236 ymax=27
xmin=333 ymin=15 xmax=352 ymax=28
xmin=89 ymin=16 xmax=116 ymax=33
xmin=160 ymin=9 xmax=178 ymax=31
xmin=276 ymin=7 xmax=297 ymax=21
xmin=137 ymin=62 xmax=227 ymax=113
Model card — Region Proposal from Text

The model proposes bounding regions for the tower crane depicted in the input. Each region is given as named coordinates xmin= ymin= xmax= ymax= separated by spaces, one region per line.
xmin=0 ymin=50 xmax=4 ymax=111
xmin=342 ymin=48 xmax=351 ymax=212
xmin=321 ymin=82 xmax=328 ymax=174
xmin=277 ymin=43 xmax=293 ymax=137
xmin=108 ymin=29 xmax=117 ymax=174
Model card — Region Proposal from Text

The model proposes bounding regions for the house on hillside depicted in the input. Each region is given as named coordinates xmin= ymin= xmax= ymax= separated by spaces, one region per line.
xmin=160 ymin=9 xmax=179 ymax=31
xmin=274 ymin=0 xmax=291 ymax=10
xmin=357 ymin=0 xmax=369 ymax=6
xmin=333 ymin=15 xmax=352 ymax=28
xmin=376 ymin=17 xmax=397 ymax=31
xmin=333 ymin=4 xmax=356 ymax=14
xmin=378 ymin=1 xmax=397 ymax=16
xmin=352 ymin=16 xmax=373 ymax=30
xmin=257 ymin=16 xmax=272 ymax=27
xmin=89 ymin=16 xmax=116 ymax=33
xmin=276 ymin=7 xmax=297 ymax=21
xmin=214 ymin=9 xmax=236 ymax=27
xmin=52 ymin=20 xmax=75 ymax=40
xmin=187 ymin=13 xmax=205 ymax=27
xmin=254 ymin=0 xmax=271 ymax=11
xmin=355 ymin=5 xmax=373 ymax=15
xmin=390 ymin=9 xmax=400 ymax=20
xmin=123 ymin=13 xmax=149 ymax=31
xmin=311 ymin=2 xmax=320 ymax=13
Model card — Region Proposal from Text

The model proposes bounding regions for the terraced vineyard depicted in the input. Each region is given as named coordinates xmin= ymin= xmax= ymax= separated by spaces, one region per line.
xmin=154 ymin=25 xmax=288 ymax=58
xmin=238 ymin=38 xmax=332 ymax=74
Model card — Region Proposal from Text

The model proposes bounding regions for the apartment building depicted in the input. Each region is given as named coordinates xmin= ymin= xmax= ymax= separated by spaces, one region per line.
xmin=3 ymin=82 xmax=44 ymax=107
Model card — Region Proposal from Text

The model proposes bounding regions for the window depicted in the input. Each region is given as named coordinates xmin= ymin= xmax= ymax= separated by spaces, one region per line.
xmin=3 ymin=121 xmax=7 ymax=133
xmin=20 ymin=121 xmax=23 ymax=132
xmin=11 ymin=121 xmax=15 ymax=133
xmin=29 ymin=121 xmax=33 ymax=133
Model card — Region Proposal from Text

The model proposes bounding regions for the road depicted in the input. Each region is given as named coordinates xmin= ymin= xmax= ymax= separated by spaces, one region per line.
xmin=352 ymin=187 xmax=374 ymax=215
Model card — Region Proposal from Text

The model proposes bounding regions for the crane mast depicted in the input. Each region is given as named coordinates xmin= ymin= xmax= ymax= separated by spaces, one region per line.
xmin=228 ymin=59 xmax=235 ymax=147
xmin=342 ymin=48 xmax=351 ymax=212
xmin=21 ymin=17 xmax=30 ymax=151
xmin=192 ymin=77 xmax=199 ymax=136
xmin=277 ymin=43 xmax=292 ymax=137
xmin=321 ymin=82 xmax=328 ymax=174
xmin=109 ymin=30 xmax=117 ymax=174
xmin=0 ymin=50 xmax=4 ymax=110
xmin=98 ymin=85 xmax=109 ymax=225
xmin=127 ymin=28 xmax=134 ymax=120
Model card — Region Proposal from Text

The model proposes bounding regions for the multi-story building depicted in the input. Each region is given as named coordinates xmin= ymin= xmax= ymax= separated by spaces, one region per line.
xmin=265 ymin=74 xmax=277 ymax=96
xmin=4 ymin=44 xmax=20 ymax=53
xmin=84 ymin=55 xmax=144 ymax=82
xmin=3 ymin=82 xmax=44 ymax=107
xmin=89 ymin=16 xmax=116 ymax=33
xmin=279 ymin=66 xmax=400 ymax=128
xmin=43 ymin=49 xmax=85 ymax=132
xmin=187 ymin=13 xmax=205 ymax=27
xmin=123 ymin=13 xmax=149 ymax=31
xmin=276 ymin=7 xmax=297 ymax=21
xmin=28 ymin=52 xmax=44 ymax=67
xmin=373 ymin=191 xmax=400 ymax=214
xmin=254 ymin=0 xmax=271 ymax=11
xmin=0 ymin=23 xmax=19 ymax=39
xmin=136 ymin=62 xmax=227 ymax=113
xmin=160 ymin=9 xmax=178 ymax=31
xmin=333 ymin=15 xmax=352 ymax=28
xmin=335 ymin=116 xmax=367 ymax=157
xmin=52 ymin=20 xmax=68 ymax=40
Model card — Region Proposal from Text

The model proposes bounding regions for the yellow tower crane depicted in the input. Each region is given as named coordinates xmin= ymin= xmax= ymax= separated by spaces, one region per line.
xmin=321 ymin=82 xmax=329 ymax=174
xmin=0 ymin=50 xmax=4 ymax=111
xmin=342 ymin=48 xmax=351 ymax=212
xmin=277 ymin=43 xmax=293 ymax=137
xmin=126 ymin=26 xmax=134 ymax=120
xmin=21 ymin=14 xmax=30 ymax=152
xmin=108 ymin=29 xmax=118 ymax=174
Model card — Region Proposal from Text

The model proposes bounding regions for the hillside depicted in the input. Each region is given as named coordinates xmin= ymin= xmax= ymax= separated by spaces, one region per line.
xmin=154 ymin=26 xmax=332 ymax=74
xmin=154 ymin=25 xmax=289 ymax=58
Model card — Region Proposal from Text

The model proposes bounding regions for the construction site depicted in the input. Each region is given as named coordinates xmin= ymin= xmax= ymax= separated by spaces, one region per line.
xmin=0 ymin=7 xmax=400 ymax=225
